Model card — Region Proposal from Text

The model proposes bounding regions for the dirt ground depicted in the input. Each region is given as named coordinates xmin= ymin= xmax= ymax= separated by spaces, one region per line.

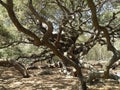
xmin=0 ymin=60 xmax=120 ymax=90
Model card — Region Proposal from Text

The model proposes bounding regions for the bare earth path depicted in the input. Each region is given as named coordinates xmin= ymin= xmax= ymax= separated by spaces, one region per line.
xmin=0 ymin=60 xmax=120 ymax=90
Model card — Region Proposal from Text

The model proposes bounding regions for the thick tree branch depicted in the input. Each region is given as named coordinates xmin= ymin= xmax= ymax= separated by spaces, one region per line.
xmin=45 ymin=41 xmax=84 ymax=75
xmin=0 ymin=0 xmax=42 ymax=46
xmin=0 ymin=0 xmax=7 ymax=8
xmin=44 ymin=41 xmax=87 ymax=89
xmin=28 ymin=0 xmax=53 ymax=41
xmin=87 ymin=0 xmax=99 ymax=29
xmin=87 ymin=0 xmax=114 ymax=51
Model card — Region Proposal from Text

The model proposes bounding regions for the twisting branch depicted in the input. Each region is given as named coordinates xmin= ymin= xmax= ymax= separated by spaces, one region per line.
xmin=86 ymin=0 xmax=120 ymax=79
xmin=86 ymin=0 xmax=99 ymax=29
xmin=56 ymin=0 xmax=71 ymax=15
xmin=0 ymin=0 xmax=42 ymax=46
xmin=28 ymin=0 xmax=53 ymax=41
xmin=0 ymin=0 xmax=7 ymax=8
xmin=87 ymin=0 xmax=114 ymax=51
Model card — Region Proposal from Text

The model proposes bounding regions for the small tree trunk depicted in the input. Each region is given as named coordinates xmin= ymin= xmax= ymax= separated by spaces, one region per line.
xmin=78 ymin=75 xmax=87 ymax=90
xmin=104 ymin=66 xmax=110 ymax=79
xmin=104 ymin=53 xmax=120 ymax=79
xmin=76 ymin=66 xmax=87 ymax=90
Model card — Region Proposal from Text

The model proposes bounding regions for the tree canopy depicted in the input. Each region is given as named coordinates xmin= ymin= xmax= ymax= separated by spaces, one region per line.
xmin=0 ymin=0 xmax=120 ymax=90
